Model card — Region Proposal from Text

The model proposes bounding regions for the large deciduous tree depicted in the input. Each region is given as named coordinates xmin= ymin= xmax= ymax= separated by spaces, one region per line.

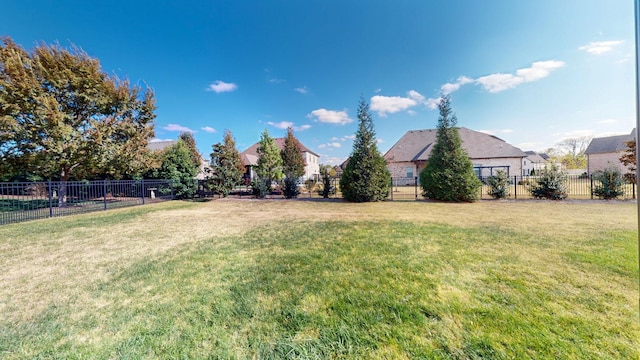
xmin=419 ymin=94 xmax=481 ymax=202
xmin=340 ymin=97 xmax=390 ymax=202
xmin=208 ymin=129 xmax=244 ymax=197
xmin=0 ymin=37 xmax=156 ymax=187
xmin=281 ymin=127 xmax=306 ymax=198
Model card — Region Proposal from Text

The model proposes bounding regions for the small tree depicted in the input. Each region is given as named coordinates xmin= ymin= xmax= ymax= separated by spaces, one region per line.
xmin=592 ymin=165 xmax=625 ymax=200
xmin=281 ymin=127 xmax=306 ymax=199
xmin=530 ymin=164 xmax=568 ymax=200
xmin=153 ymin=140 xmax=198 ymax=199
xmin=340 ymin=97 xmax=391 ymax=202
xmin=318 ymin=165 xmax=336 ymax=198
xmin=486 ymin=169 xmax=510 ymax=199
xmin=419 ymin=94 xmax=481 ymax=202
xmin=619 ymin=139 xmax=636 ymax=183
xmin=254 ymin=129 xmax=283 ymax=198
xmin=209 ymin=130 xmax=244 ymax=197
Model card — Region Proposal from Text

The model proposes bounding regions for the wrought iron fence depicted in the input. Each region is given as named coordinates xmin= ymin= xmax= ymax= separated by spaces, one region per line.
xmin=0 ymin=179 xmax=174 ymax=225
xmin=389 ymin=175 xmax=636 ymax=201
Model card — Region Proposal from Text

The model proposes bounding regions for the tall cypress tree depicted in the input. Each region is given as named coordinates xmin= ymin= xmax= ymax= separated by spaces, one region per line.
xmin=254 ymin=129 xmax=283 ymax=197
xmin=340 ymin=97 xmax=391 ymax=202
xmin=209 ymin=129 xmax=244 ymax=197
xmin=419 ymin=94 xmax=481 ymax=202
xmin=281 ymin=127 xmax=306 ymax=198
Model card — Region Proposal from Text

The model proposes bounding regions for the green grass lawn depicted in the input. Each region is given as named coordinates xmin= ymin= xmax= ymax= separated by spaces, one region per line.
xmin=0 ymin=200 xmax=638 ymax=359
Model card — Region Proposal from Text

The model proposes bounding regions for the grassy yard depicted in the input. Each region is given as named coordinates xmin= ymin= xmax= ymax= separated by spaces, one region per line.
xmin=0 ymin=199 xmax=638 ymax=358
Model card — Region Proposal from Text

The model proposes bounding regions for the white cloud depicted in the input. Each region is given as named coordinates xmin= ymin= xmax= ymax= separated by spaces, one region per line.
xmin=475 ymin=60 xmax=565 ymax=93
xmin=163 ymin=124 xmax=195 ymax=133
xmin=441 ymin=76 xmax=474 ymax=94
xmin=318 ymin=155 xmax=346 ymax=166
xmin=318 ymin=142 xmax=341 ymax=149
xmin=307 ymin=109 xmax=352 ymax=125
xmin=370 ymin=90 xmax=424 ymax=116
xmin=374 ymin=88 xmax=382 ymax=93
xmin=377 ymin=139 xmax=384 ymax=144
xmin=150 ymin=138 xmax=174 ymax=143
xmin=343 ymin=135 xmax=356 ymax=140
xmin=518 ymin=141 xmax=544 ymax=150
xmin=207 ymin=80 xmax=238 ymax=93
xmin=267 ymin=121 xmax=311 ymax=131
xmin=500 ymin=129 xmax=513 ymax=134
xmin=201 ymin=126 xmax=217 ymax=133
xmin=370 ymin=95 xmax=417 ymax=116
xmin=579 ymin=40 xmax=624 ymax=55
xmin=407 ymin=110 xmax=417 ymax=116
xmin=294 ymin=86 xmax=309 ymax=94
xmin=425 ymin=97 xmax=442 ymax=110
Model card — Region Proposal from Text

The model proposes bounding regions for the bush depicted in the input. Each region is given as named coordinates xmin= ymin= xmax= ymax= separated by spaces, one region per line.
xmin=282 ymin=176 xmax=300 ymax=199
xmin=318 ymin=175 xmax=335 ymax=198
xmin=251 ymin=179 xmax=269 ymax=199
xmin=529 ymin=164 xmax=568 ymax=200
xmin=592 ymin=166 xmax=625 ymax=200
xmin=486 ymin=170 xmax=510 ymax=199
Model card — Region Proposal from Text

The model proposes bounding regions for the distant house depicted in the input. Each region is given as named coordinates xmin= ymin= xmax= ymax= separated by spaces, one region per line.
xmin=240 ymin=138 xmax=320 ymax=181
xmin=584 ymin=129 xmax=635 ymax=176
xmin=384 ymin=127 xmax=528 ymax=182
xmin=523 ymin=151 xmax=550 ymax=175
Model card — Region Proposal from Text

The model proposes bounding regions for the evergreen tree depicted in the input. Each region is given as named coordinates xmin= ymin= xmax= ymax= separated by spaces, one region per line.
xmin=340 ymin=97 xmax=391 ymax=202
xmin=254 ymin=129 xmax=283 ymax=198
xmin=153 ymin=140 xmax=198 ymax=199
xmin=281 ymin=127 xmax=306 ymax=198
xmin=208 ymin=130 xmax=244 ymax=197
xmin=419 ymin=94 xmax=481 ymax=202
xmin=179 ymin=132 xmax=201 ymax=168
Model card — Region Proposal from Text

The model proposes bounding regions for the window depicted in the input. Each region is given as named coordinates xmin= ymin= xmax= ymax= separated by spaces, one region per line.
xmin=406 ymin=167 xmax=414 ymax=178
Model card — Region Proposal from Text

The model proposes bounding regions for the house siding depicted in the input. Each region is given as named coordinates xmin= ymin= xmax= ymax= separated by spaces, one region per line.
xmin=471 ymin=157 xmax=523 ymax=177
xmin=587 ymin=153 xmax=630 ymax=175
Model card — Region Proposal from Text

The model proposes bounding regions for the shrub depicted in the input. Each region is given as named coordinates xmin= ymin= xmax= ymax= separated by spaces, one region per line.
xmin=529 ymin=164 xmax=568 ymax=200
xmin=282 ymin=176 xmax=300 ymax=199
xmin=251 ymin=179 xmax=269 ymax=199
xmin=592 ymin=166 xmax=625 ymax=200
xmin=486 ymin=170 xmax=510 ymax=199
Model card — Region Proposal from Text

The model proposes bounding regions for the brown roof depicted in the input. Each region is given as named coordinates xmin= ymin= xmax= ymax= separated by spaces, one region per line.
xmin=147 ymin=140 xmax=177 ymax=152
xmin=384 ymin=127 xmax=527 ymax=162
xmin=240 ymin=137 xmax=318 ymax=166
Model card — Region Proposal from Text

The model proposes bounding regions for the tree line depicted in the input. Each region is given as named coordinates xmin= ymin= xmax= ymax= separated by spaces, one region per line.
xmin=0 ymin=37 xmax=502 ymax=203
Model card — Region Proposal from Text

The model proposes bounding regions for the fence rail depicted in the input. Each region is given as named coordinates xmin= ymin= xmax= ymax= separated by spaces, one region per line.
xmin=0 ymin=179 xmax=174 ymax=225
xmin=389 ymin=175 xmax=637 ymax=201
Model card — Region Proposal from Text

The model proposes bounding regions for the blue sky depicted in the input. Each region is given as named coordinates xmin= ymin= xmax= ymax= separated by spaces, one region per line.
xmin=2 ymin=1 xmax=635 ymax=165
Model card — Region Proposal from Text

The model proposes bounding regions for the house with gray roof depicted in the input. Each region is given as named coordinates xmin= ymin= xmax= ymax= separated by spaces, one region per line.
xmin=523 ymin=151 xmax=550 ymax=175
xmin=240 ymin=137 xmax=320 ymax=181
xmin=584 ymin=129 xmax=635 ymax=175
xmin=384 ymin=127 xmax=528 ymax=183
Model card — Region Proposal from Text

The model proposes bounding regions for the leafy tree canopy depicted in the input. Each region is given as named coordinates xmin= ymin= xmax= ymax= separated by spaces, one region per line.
xmin=0 ymin=37 xmax=156 ymax=181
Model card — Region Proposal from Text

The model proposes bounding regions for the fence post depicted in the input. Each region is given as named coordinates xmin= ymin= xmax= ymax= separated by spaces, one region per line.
xmin=633 ymin=181 xmax=636 ymax=200
xmin=415 ymin=176 xmax=418 ymax=200
xmin=103 ymin=180 xmax=108 ymax=210
xmin=514 ymin=176 xmax=517 ymax=200
xmin=141 ymin=179 xmax=145 ymax=205
xmin=48 ymin=180 xmax=53 ymax=218
xmin=390 ymin=177 xmax=393 ymax=201
xmin=590 ymin=175 xmax=594 ymax=200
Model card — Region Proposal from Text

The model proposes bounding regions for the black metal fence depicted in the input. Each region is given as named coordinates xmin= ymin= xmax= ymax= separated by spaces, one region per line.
xmin=0 ymin=179 xmax=174 ymax=225
xmin=389 ymin=175 xmax=637 ymax=201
